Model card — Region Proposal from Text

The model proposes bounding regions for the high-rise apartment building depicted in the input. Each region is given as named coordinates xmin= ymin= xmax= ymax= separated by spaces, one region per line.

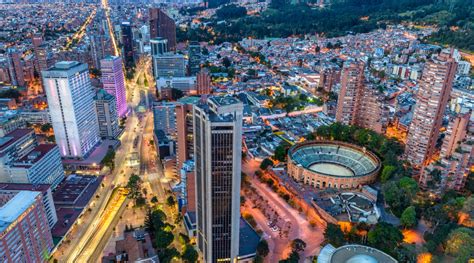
xmin=188 ymin=41 xmax=201 ymax=75
xmin=42 ymin=61 xmax=101 ymax=159
xmin=149 ymin=8 xmax=177 ymax=51
xmin=196 ymin=69 xmax=211 ymax=95
xmin=193 ymin=96 xmax=243 ymax=263
xmin=405 ymin=50 xmax=457 ymax=166
xmin=0 ymin=183 xmax=57 ymax=228
xmin=7 ymin=48 xmax=25 ymax=87
xmin=0 ymin=191 xmax=54 ymax=262
xmin=95 ymin=89 xmax=120 ymax=139
xmin=441 ymin=112 xmax=470 ymax=158
xmin=100 ymin=56 xmax=127 ymax=117
xmin=357 ymin=85 xmax=389 ymax=134
xmin=335 ymin=60 xmax=365 ymax=125
xmin=121 ymin=22 xmax=134 ymax=67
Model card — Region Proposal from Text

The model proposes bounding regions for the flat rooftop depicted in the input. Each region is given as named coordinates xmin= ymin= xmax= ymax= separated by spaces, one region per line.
xmin=0 ymin=191 xmax=40 ymax=232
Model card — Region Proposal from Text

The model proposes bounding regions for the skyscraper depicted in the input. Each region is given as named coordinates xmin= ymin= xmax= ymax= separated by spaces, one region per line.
xmin=42 ymin=61 xmax=100 ymax=159
xmin=188 ymin=41 xmax=201 ymax=75
xmin=100 ymin=56 xmax=127 ymax=117
xmin=193 ymin=96 xmax=243 ymax=263
xmin=405 ymin=50 xmax=457 ymax=166
xmin=152 ymin=54 xmax=186 ymax=79
xmin=153 ymin=101 xmax=177 ymax=136
xmin=335 ymin=60 xmax=365 ymax=125
xmin=94 ymin=89 xmax=120 ymax=139
xmin=7 ymin=48 xmax=25 ymax=87
xmin=121 ymin=22 xmax=134 ymax=67
xmin=176 ymin=96 xmax=200 ymax=171
xmin=149 ymin=8 xmax=177 ymax=51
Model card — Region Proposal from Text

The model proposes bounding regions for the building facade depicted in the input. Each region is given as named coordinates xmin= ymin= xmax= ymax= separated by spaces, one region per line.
xmin=0 ymin=191 xmax=54 ymax=262
xmin=335 ymin=60 xmax=365 ymax=125
xmin=94 ymin=89 xmax=120 ymax=139
xmin=405 ymin=50 xmax=457 ymax=166
xmin=121 ymin=22 xmax=134 ymax=67
xmin=153 ymin=101 xmax=176 ymax=136
xmin=193 ymin=96 xmax=243 ymax=263
xmin=100 ymin=56 xmax=127 ymax=117
xmin=188 ymin=41 xmax=201 ymax=75
xmin=149 ymin=8 xmax=176 ymax=51
xmin=42 ymin=61 xmax=101 ymax=159
xmin=196 ymin=69 xmax=211 ymax=95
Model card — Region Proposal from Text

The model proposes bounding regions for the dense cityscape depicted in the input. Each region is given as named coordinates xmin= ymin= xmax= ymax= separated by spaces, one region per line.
xmin=0 ymin=0 xmax=473 ymax=262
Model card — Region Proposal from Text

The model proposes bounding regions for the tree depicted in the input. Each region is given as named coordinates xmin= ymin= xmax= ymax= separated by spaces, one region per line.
xmin=260 ymin=158 xmax=274 ymax=170
xmin=315 ymin=45 xmax=320 ymax=53
xmin=256 ymin=239 xmax=269 ymax=257
xmin=445 ymin=227 xmax=474 ymax=262
xmin=400 ymin=206 xmax=417 ymax=229
xmin=324 ymin=223 xmax=345 ymax=247
xmin=181 ymin=244 xmax=198 ymax=262
xmin=222 ymin=56 xmax=232 ymax=68
xmin=126 ymin=174 xmax=142 ymax=202
xmin=279 ymin=250 xmax=299 ymax=263
xmin=166 ymin=195 xmax=176 ymax=207
xmin=380 ymin=165 xmax=396 ymax=183
xmin=290 ymin=238 xmax=306 ymax=252
xmin=171 ymin=88 xmax=184 ymax=100
xmin=40 ymin=123 xmax=52 ymax=133
xmin=151 ymin=196 xmax=159 ymax=204
xmin=367 ymin=222 xmax=403 ymax=256
xmin=155 ymin=230 xmax=174 ymax=249
xmin=273 ymin=142 xmax=290 ymax=162
xmin=158 ymin=247 xmax=180 ymax=263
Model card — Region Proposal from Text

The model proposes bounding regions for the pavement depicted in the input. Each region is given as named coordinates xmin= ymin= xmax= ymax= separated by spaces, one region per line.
xmin=242 ymin=159 xmax=324 ymax=262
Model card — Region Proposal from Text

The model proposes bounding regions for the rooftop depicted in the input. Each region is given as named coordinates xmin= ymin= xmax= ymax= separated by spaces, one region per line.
xmin=12 ymin=144 xmax=57 ymax=167
xmin=0 ymin=191 xmax=40 ymax=232
xmin=0 ymin=128 xmax=33 ymax=153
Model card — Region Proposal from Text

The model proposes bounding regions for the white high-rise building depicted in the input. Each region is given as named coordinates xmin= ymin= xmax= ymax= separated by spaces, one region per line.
xmin=42 ymin=61 xmax=100 ymax=159
xmin=193 ymin=96 xmax=243 ymax=263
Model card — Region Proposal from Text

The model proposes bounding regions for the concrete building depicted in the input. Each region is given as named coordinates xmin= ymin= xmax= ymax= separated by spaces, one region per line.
xmin=193 ymin=96 xmax=243 ymax=263
xmin=94 ymin=89 xmax=120 ymax=139
xmin=176 ymin=96 xmax=200 ymax=171
xmin=405 ymin=50 xmax=457 ymax=166
xmin=7 ymin=48 xmax=25 ymax=87
xmin=0 ymin=191 xmax=54 ymax=262
xmin=149 ymin=8 xmax=176 ymax=51
xmin=0 ymin=183 xmax=57 ymax=228
xmin=152 ymin=53 xmax=186 ymax=79
xmin=335 ymin=60 xmax=365 ymax=125
xmin=100 ymin=56 xmax=127 ymax=117
xmin=121 ymin=22 xmax=134 ymax=67
xmin=196 ymin=69 xmax=211 ymax=95
xmin=153 ymin=101 xmax=176 ymax=136
xmin=150 ymin=37 xmax=168 ymax=56
xmin=42 ymin=61 xmax=101 ymax=159
xmin=188 ymin=41 xmax=201 ymax=75
xmin=441 ymin=112 xmax=470 ymax=158
xmin=357 ymin=85 xmax=389 ymax=134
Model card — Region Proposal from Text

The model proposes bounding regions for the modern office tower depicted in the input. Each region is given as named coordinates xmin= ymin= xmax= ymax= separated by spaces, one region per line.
xmin=152 ymin=54 xmax=186 ymax=79
xmin=357 ymin=85 xmax=389 ymax=134
xmin=188 ymin=41 xmax=201 ymax=75
xmin=193 ymin=96 xmax=243 ymax=263
xmin=405 ymin=50 xmax=457 ymax=167
xmin=150 ymin=37 xmax=168 ymax=56
xmin=95 ymin=89 xmax=120 ymax=139
xmin=0 ymin=183 xmax=57 ymax=228
xmin=149 ymin=8 xmax=177 ymax=51
xmin=153 ymin=101 xmax=177 ymax=136
xmin=100 ymin=56 xmax=127 ymax=117
xmin=441 ymin=112 xmax=470 ymax=158
xmin=0 ymin=191 xmax=54 ymax=262
xmin=42 ymin=61 xmax=100 ymax=159
xmin=196 ymin=69 xmax=211 ymax=95
xmin=121 ymin=22 xmax=134 ymax=67
xmin=176 ymin=96 xmax=200 ymax=171
xmin=7 ymin=48 xmax=25 ymax=87
xmin=335 ymin=60 xmax=365 ymax=125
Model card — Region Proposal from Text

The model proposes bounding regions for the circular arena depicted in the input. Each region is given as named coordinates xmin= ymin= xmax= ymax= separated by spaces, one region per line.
xmin=287 ymin=141 xmax=381 ymax=189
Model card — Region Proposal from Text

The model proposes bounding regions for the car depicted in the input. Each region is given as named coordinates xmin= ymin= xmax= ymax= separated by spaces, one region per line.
xmin=271 ymin=226 xmax=279 ymax=232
